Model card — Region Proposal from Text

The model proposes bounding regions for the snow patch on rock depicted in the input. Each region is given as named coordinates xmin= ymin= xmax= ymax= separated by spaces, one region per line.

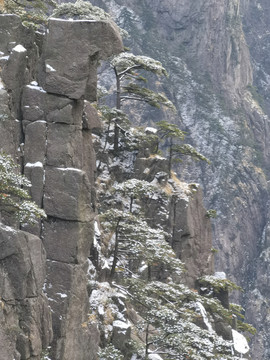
xmin=12 ymin=44 xmax=26 ymax=53
xmin=25 ymin=161 xmax=43 ymax=168
xmin=232 ymin=329 xmax=249 ymax=354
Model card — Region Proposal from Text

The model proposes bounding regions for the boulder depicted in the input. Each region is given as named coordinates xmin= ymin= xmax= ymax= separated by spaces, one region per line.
xmin=134 ymin=155 xmax=169 ymax=182
xmin=24 ymin=120 xmax=47 ymax=164
xmin=47 ymin=102 xmax=83 ymax=125
xmin=83 ymin=100 xmax=102 ymax=131
xmin=2 ymin=43 xmax=28 ymax=91
xmin=22 ymin=84 xmax=84 ymax=126
xmin=43 ymin=167 xmax=93 ymax=221
xmin=46 ymin=123 xmax=84 ymax=168
xmin=24 ymin=163 xmax=44 ymax=207
xmin=43 ymin=219 xmax=93 ymax=263
xmin=112 ymin=320 xmax=131 ymax=352
xmin=41 ymin=19 xmax=123 ymax=100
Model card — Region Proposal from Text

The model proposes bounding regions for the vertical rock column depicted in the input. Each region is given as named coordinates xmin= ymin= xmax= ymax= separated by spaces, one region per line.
xmin=0 ymin=15 xmax=53 ymax=360
xmin=21 ymin=19 xmax=123 ymax=360
xmin=169 ymin=186 xmax=214 ymax=287
xmin=0 ymin=14 xmax=37 ymax=160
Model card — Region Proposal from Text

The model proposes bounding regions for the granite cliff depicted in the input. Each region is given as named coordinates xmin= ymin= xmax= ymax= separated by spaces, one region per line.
xmin=0 ymin=13 xmax=123 ymax=359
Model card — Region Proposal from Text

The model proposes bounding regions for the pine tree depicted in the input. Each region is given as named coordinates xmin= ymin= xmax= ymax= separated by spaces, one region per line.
xmin=113 ymin=179 xmax=157 ymax=213
xmin=157 ymin=120 xmax=209 ymax=176
xmin=110 ymin=53 xmax=176 ymax=152
xmin=52 ymin=0 xmax=113 ymax=22
xmin=2 ymin=0 xmax=53 ymax=28
xmin=98 ymin=177 xmax=253 ymax=359
xmin=98 ymin=344 xmax=124 ymax=360
xmin=110 ymin=52 xmax=175 ymax=112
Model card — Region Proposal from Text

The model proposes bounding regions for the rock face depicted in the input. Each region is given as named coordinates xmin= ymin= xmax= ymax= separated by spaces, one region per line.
xmin=169 ymin=186 xmax=214 ymax=287
xmin=0 ymin=15 xmax=35 ymax=159
xmin=240 ymin=2 xmax=270 ymax=357
xmin=41 ymin=19 xmax=122 ymax=100
xmin=0 ymin=14 xmax=123 ymax=360
xmin=136 ymin=163 xmax=214 ymax=287
xmin=0 ymin=224 xmax=52 ymax=360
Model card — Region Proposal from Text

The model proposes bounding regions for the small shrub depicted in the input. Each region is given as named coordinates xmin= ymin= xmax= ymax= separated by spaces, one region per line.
xmin=98 ymin=344 xmax=124 ymax=360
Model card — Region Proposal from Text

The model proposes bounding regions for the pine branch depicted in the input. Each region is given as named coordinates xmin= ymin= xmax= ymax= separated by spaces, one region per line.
xmin=117 ymin=64 xmax=141 ymax=79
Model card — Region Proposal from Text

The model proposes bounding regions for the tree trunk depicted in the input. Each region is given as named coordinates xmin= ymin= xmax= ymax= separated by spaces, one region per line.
xmin=114 ymin=122 xmax=119 ymax=153
xmin=115 ymin=68 xmax=121 ymax=110
xmin=130 ymin=195 xmax=134 ymax=213
xmin=110 ymin=218 xmax=121 ymax=282
xmin=145 ymin=322 xmax=150 ymax=360
xmin=113 ymin=68 xmax=121 ymax=153
xmin=168 ymin=137 xmax=173 ymax=177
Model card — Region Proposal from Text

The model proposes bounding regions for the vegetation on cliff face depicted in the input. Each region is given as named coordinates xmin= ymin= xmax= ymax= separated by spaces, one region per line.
xmin=111 ymin=52 xmax=175 ymax=111
xmin=1 ymin=0 xmax=54 ymax=27
xmin=0 ymin=153 xmax=46 ymax=223
xmin=90 ymin=1 xmax=270 ymax=357
xmin=78 ymin=2 xmax=254 ymax=358
xmin=52 ymin=0 xmax=110 ymax=21
xmin=108 ymin=51 xmax=176 ymax=153
xmin=91 ymin=110 xmax=254 ymax=359
xmin=156 ymin=121 xmax=209 ymax=175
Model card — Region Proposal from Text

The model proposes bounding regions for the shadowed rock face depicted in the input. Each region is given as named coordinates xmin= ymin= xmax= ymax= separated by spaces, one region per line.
xmin=239 ymin=2 xmax=270 ymax=357
xmin=0 ymin=15 xmax=123 ymax=360
xmin=0 ymin=224 xmax=52 ymax=360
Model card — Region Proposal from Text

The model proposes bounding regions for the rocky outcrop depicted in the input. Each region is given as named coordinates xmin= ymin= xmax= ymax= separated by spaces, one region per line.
xmin=0 ymin=16 xmax=51 ymax=359
xmin=147 ymin=180 xmax=214 ymax=287
xmin=100 ymin=142 xmax=214 ymax=288
xmin=0 ymin=223 xmax=52 ymax=360
xmin=40 ymin=19 xmax=122 ymax=101
xmin=0 ymin=15 xmax=36 ymax=160
xmin=136 ymin=164 xmax=214 ymax=287
xmin=0 ymin=14 xmax=123 ymax=360
xmin=169 ymin=186 xmax=214 ymax=287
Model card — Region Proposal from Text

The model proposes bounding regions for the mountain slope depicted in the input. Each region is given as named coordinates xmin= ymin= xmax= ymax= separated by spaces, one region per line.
xmin=88 ymin=0 xmax=270 ymax=358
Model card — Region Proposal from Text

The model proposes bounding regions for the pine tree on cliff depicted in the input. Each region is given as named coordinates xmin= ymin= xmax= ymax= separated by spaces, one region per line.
xmin=1 ymin=0 xmax=53 ymax=27
xmin=157 ymin=120 xmax=210 ymax=176
xmin=110 ymin=52 xmax=176 ymax=152
xmin=110 ymin=52 xmax=175 ymax=112
xmin=98 ymin=178 xmax=254 ymax=359
xmin=51 ymin=0 xmax=119 ymax=26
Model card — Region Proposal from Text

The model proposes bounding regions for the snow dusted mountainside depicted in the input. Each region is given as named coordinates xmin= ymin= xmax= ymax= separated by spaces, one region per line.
xmin=0 ymin=0 xmax=269 ymax=359
xmin=86 ymin=0 xmax=270 ymax=358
